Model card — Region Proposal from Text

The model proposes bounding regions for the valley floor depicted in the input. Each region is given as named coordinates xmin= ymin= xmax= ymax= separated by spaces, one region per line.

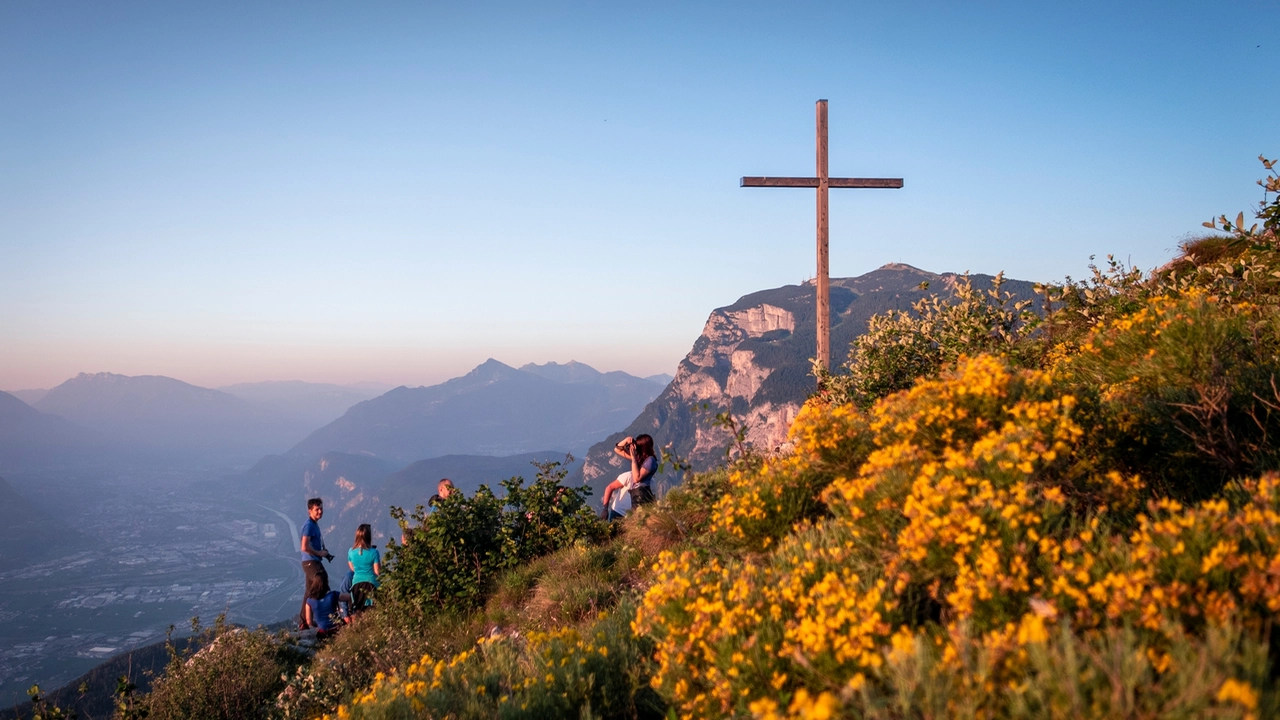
xmin=0 ymin=472 xmax=301 ymax=709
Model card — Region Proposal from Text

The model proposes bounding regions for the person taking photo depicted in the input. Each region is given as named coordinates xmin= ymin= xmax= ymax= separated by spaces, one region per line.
xmin=613 ymin=434 xmax=657 ymax=507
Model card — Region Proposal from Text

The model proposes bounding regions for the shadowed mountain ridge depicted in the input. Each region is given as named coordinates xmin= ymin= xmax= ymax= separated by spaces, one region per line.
xmin=0 ymin=390 xmax=104 ymax=473
xmin=286 ymin=360 xmax=662 ymax=464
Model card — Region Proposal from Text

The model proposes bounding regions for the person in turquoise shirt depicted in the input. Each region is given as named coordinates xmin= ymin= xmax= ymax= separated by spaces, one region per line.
xmin=347 ymin=524 xmax=381 ymax=614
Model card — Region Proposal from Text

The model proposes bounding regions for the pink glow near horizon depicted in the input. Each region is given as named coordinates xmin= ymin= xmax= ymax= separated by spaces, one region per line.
xmin=1 ymin=340 xmax=682 ymax=391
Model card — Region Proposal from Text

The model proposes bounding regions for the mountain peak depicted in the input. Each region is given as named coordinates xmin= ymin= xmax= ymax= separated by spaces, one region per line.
xmin=519 ymin=361 xmax=604 ymax=384
xmin=875 ymin=262 xmax=933 ymax=274
xmin=465 ymin=359 xmax=520 ymax=382
xmin=61 ymin=372 xmax=197 ymax=390
xmin=287 ymin=359 xmax=665 ymax=462
xmin=73 ymin=371 xmax=125 ymax=382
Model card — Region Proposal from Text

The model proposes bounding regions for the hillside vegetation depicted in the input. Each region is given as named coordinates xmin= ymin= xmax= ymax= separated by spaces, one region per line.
xmin=66 ymin=158 xmax=1280 ymax=720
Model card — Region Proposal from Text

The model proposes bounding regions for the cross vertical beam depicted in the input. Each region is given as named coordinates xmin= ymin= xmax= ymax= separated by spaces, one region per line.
xmin=740 ymin=100 xmax=903 ymax=371
xmin=815 ymin=100 xmax=830 ymax=370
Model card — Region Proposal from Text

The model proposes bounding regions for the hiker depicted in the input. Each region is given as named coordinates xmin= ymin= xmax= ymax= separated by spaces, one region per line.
xmin=601 ymin=470 xmax=634 ymax=521
xmin=303 ymin=571 xmax=351 ymax=638
xmin=348 ymin=523 xmax=381 ymax=614
xmin=299 ymin=497 xmax=334 ymax=630
xmin=400 ymin=479 xmax=457 ymax=543
xmin=430 ymin=478 xmax=455 ymax=507
xmin=613 ymin=434 xmax=658 ymax=507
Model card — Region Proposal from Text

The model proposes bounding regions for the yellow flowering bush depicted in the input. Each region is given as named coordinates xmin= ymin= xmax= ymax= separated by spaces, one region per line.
xmin=639 ymin=357 xmax=1075 ymax=715
xmin=709 ymin=401 xmax=871 ymax=551
xmin=1043 ymin=475 xmax=1280 ymax=637
xmin=638 ymin=349 xmax=1280 ymax=718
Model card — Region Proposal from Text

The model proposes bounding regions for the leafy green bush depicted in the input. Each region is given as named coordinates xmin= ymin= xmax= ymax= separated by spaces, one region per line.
xmin=821 ymin=273 xmax=1040 ymax=408
xmin=23 ymin=684 xmax=77 ymax=720
xmin=809 ymin=620 xmax=1273 ymax=719
xmin=384 ymin=459 xmax=606 ymax=615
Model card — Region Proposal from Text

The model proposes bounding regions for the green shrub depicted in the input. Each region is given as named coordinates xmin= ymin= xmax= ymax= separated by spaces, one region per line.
xmin=23 ymin=684 xmax=77 ymax=720
xmin=384 ymin=459 xmax=606 ymax=615
xmin=136 ymin=619 xmax=302 ymax=720
xmin=821 ymin=273 xmax=1040 ymax=408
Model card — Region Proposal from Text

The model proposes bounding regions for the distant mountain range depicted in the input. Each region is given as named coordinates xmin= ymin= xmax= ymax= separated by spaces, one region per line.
xmin=579 ymin=264 xmax=1038 ymax=497
xmin=2 ymin=361 xmax=660 ymax=497
xmin=286 ymin=360 xmax=664 ymax=464
xmin=31 ymin=373 xmax=312 ymax=465
xmin=2 ymin=268 xmax=1038 ymax=511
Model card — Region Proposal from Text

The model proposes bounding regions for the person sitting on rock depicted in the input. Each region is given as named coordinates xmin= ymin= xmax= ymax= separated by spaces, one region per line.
xmin=304 ymin=571 xmax=351 ymax=638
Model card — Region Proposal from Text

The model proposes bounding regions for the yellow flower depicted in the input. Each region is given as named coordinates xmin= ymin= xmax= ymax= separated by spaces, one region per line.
xmin=1217 ymin=678 xmax=1258 ymax=710
xmin=1016 ymin=614 xmax=1049 ymax=645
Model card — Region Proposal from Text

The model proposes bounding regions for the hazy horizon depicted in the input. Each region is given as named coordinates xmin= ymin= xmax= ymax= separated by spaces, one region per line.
xmin=2 ymin=357 xmax=677 ymax=395
xmin=3 ymin=2 xmax=1275 ymax=390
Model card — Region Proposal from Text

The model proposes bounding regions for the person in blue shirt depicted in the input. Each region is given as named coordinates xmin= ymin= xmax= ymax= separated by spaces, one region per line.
xmin=348 ymin=523 xmax=381 ymax=614
xmin=303 ymin=572 xmax=350 ymax=637
xmin=298 ymin=497 xmax=334 ymax=630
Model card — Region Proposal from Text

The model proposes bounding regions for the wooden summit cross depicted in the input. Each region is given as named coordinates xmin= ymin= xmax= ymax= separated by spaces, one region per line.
xmin=741 ymin=99 xmax=903 ymax=370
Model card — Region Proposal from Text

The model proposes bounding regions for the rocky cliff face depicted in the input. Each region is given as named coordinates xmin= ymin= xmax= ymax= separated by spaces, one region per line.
xmin=579 ymin=264 xmax=1037 ymax=498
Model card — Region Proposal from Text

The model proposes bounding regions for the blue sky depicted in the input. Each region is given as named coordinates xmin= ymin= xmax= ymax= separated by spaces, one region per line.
xmin=1 ymin=2 xmax=1275 ymax=389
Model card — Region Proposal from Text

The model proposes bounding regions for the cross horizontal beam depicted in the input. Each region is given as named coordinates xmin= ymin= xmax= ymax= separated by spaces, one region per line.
xmin=740 ymin=176 xmax=903 ymax=189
